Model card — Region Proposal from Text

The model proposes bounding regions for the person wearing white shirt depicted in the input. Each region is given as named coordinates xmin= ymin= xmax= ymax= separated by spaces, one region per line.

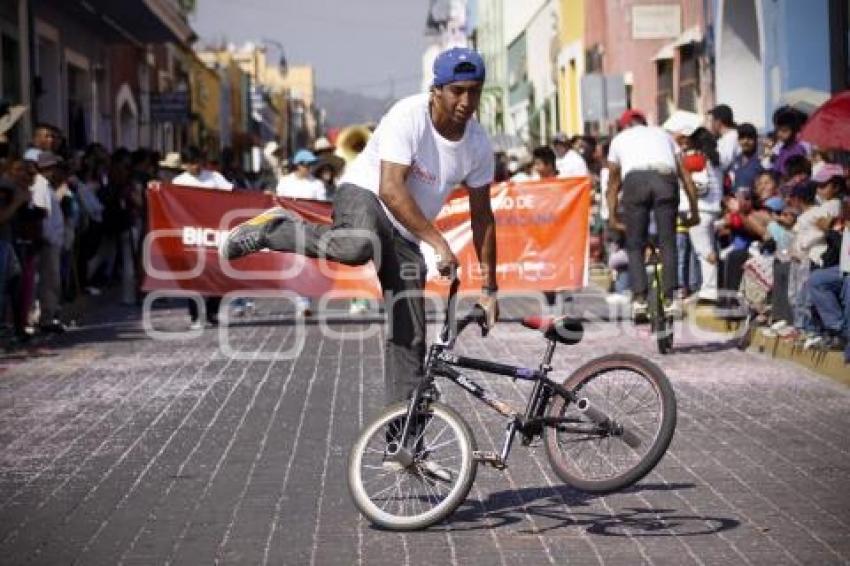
xmin=531 ymin=146 xmax=558 ymax=180
xmin=708 ymin=104 xmax=740 ymax=175
xmin=31 ymin=152 xmax=66 ymax=332
xmin=275 ymin=149 xmax=327 ymax=201
xmin=684 ymin=128 xmax=726 ymax=303
xmin=606 ymin=109 xmax=700 ymax=319
xmin=552 ymin=133 xmax=588 ymax=177
xmin=221 ymin=46 xmax=500 ymax=407
xmin=171 ymin=146 xmax=231 ymax=328
xmin=557 ymin=149 xmax=589 ymax=178
xmin=171 ymin=146 xmax=233 ymax=191
xmin=273 ymin=148 xmax=326 ymax=316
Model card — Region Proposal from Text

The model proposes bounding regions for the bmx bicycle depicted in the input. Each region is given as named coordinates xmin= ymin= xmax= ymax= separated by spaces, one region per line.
xmin=347 ymin=279 xmax=677 ymax=530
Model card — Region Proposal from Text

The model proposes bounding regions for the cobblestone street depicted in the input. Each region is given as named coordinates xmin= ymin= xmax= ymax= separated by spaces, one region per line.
xmin=1 ymin=302 xmax=849 ymax=565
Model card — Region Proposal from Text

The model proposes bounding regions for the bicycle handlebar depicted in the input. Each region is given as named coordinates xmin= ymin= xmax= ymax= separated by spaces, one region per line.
xmin=439 ymin=276 xmax=489 ymax=344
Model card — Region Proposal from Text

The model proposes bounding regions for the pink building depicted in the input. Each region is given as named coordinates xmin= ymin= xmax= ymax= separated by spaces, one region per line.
xmin=584 ymin=0 xmax=711 ymax=127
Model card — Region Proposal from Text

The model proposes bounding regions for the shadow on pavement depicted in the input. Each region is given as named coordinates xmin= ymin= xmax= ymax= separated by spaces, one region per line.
xmin=671 ymin=340 xmax=741 ymax=355
xmin=440 ymin=482 xmax=739 ymax=536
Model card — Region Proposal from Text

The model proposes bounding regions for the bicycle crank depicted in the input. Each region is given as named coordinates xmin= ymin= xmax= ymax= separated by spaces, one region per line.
xmin=473 ymin=450 xmax=506 ymax=470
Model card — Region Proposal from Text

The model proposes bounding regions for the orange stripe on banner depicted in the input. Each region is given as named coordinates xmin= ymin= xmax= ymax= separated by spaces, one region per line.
xmin=141 ymin=178 xmax=591 ymax=299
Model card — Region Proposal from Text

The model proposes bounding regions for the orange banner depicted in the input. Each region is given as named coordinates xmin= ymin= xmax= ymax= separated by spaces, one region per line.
xmin=141 ymin=178 xmax=590 ymax=298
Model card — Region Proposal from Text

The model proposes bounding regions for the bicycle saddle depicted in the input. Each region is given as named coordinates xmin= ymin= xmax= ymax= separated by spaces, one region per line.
xmin=521 ymin=315 xmax=584 ymax=345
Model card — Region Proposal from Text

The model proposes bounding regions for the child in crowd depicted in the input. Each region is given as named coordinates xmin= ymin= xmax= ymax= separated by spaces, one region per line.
xmin=767 ymin=202 xmax=799 ymax=253
xmin=778 ymin=155 xmax=812 ymax=198
xmin=813 ymin=166 xmax=847 ymax=231
xmin=754 ymin=170 xmax=780 ymax=203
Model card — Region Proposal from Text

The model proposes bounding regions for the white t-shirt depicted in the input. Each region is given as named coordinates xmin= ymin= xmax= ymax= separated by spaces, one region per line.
xmin=30 ymin=174 xmax=65 ymax=247
xmin=340 ymin=93 xmax=494 ymax=242
xmin=275 ymin=173 xmax=327 ymax=200
xmin=717 ymin=129 xmax=740 ymax=174
xmin=556 ymin=149 xmax=588 ymax=177
xmin=792 ymin=206 xmax=833 ymax=265
xmin=690 ymin=163 xmax=724 ymax=213
xmin=172 ymin=169 xmax=233 ymax=190
xmin=607 ymin=125 xmax=678 ymax=177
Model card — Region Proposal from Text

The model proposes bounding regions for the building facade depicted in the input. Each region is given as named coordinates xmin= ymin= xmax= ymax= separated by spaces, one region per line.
xmin=475 ymin=0 xmax=506 ymax=134
xmin=714 ymin=0 xmax=849 ymax=129
xmin=27 ymin=0 xmax=194 ymax=151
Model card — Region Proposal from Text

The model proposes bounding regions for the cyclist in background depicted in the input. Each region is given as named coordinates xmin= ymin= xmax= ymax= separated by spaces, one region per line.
xmin=606 ymin=109 xmax=701 ymax=320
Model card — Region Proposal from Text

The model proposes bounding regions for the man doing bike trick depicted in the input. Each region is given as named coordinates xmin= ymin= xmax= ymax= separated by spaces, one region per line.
xmin=220 ymin=47 xmax=500 ymax=404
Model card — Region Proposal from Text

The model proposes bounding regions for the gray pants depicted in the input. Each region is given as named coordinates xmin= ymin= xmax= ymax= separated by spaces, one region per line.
xmin=38 ymin=243 xmax=62 ymax=324
xmin=264 ymin=183 xmax=427 ymax=404
xmin=621 ymin=170 xmax=679 ymax=299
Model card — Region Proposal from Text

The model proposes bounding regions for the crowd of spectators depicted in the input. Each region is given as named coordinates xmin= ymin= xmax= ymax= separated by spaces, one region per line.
xmin=2 ymin=98 xmax=848 ymax=362
xmin=500 ymin=103 xmax=849 ymax=360
xmin=0 ymin=96 xmax=349 ymax=346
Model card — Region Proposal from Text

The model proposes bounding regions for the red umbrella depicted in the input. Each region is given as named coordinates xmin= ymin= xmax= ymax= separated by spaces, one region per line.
xmin=799 ymin=90 xmax=850 ymax=150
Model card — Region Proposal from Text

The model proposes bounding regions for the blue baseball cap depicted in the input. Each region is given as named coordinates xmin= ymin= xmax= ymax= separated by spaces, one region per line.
xmin=433 ymin=47 xmax=485 ymax=87
xmin=292 ymin=149 xmax=318 ymax=165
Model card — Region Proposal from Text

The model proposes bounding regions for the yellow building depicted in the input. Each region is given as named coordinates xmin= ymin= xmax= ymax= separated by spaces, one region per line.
xmin=556 ymin=0 xmax=585 ymax=136
xmin=207 ymin=44 xmax=317 ymax=152
xmin=187 ymin=51 xmax=221 ymax=150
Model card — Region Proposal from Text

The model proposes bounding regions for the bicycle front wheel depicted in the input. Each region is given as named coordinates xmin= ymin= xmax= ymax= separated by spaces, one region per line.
xmin=348 ymin=401 xmax=477 ymax=531
xmin=544 ymin=353 xmax=676 ymax=493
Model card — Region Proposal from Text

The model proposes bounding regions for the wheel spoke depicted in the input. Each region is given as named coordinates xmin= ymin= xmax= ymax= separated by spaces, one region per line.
xmin=552 ymin=367 xmax=666 ymax=482
xmin=352 ymin=406 xmax=470 ymax=525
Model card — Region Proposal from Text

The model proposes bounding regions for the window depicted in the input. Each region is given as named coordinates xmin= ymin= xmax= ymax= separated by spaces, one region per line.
xmin=656 ymin=60 xmax=674 ymax=123
xmin=66 ymin=62 xmax=90 ymax=149
xmin=585 ymin=45 xmax=603 ymax=74
xmin=678 ymin=45 xmax=700 ymax=112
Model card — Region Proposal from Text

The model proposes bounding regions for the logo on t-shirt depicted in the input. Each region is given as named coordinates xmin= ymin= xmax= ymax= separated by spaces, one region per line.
xmin=409 ymin=160 xmax=437 ymax=185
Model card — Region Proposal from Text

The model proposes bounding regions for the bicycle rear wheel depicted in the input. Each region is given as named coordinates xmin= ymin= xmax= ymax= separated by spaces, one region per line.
xmin=648 ymin=277 xmax=674 ymax=354
xmin=544 ymin=353 xmax=676 ymax=493
xmin=348 ymin=401 xmax=477 ymax=530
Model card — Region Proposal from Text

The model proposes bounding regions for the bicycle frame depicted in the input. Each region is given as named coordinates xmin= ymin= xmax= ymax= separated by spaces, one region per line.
xmin=394 ymin=279 xmax=631 ymax=468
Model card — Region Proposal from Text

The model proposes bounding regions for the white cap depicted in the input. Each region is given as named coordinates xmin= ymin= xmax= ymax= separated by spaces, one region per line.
xmin=313 ymin=137 xmax=333 ymax=152
xmin=23 ymin=147 xmax=41 ymax=162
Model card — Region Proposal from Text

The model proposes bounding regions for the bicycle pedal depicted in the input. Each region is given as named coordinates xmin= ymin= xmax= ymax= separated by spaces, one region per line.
xmin=473 ymin=450 xmax=506 ymax=469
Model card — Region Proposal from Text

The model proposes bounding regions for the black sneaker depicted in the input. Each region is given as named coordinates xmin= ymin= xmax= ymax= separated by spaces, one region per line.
xmin=219 ymin=207 xmax=293 ymax=261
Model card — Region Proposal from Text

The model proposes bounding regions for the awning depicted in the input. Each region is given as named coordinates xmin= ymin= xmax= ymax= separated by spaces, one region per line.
xmin=652 ymin=25 xmax=703 ymax=62
xmin=652 ymin=43 xmax=675 ymax=61
xmin=779 ymin=88 xmax=831 ymax=115
xmin=672 ymin=25 xmax=702 ymax=48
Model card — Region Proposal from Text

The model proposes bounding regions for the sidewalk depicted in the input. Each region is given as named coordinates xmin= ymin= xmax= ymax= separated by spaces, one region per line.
xmin=690 ymin=304 xmax=849 ymax=386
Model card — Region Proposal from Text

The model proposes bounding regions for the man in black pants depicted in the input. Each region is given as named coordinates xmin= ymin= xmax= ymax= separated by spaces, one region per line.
xmin=220 ymin=47 xmax=499 ymax=406
xmin=606 ymin=109 xmax=700 ymax=319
